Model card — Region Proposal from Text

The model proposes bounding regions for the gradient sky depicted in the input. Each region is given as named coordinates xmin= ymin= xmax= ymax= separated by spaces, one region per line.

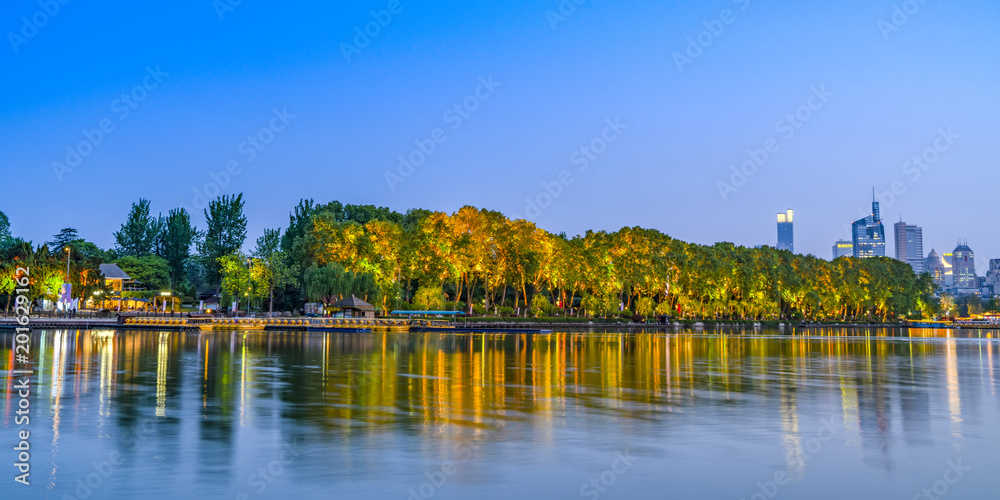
xmin=2 ymin=0 xmax=998 ymax=273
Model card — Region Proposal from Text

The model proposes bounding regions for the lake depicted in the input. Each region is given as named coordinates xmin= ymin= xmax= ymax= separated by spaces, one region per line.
xmin=2 ymin=327 xmax=998 ymax=499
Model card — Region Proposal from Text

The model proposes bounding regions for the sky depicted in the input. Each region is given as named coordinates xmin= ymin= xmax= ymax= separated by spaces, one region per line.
xmin=2 ymin=0 xmax=998 ymax=273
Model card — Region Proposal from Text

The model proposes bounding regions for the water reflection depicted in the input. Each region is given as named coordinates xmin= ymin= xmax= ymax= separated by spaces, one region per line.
xmin=0 ymin=327 xmax=999 ymax=499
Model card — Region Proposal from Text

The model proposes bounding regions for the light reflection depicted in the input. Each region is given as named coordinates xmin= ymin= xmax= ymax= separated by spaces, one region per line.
xmin=48 ymin=330 xmax=67 ymax=493
xmin=945 ymin=337 xmax=963 ymax=440
xmin=156 ymin=333 xmax=169 ymax=418
xmin=3 ymin=326 xmax=999 ymax=491
xmin=96 ymin=331 xmax=116 ymax=422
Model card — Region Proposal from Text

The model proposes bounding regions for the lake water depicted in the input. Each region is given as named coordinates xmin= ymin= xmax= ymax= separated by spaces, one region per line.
xmin=2 ymin=327 xmax=999 ymax=499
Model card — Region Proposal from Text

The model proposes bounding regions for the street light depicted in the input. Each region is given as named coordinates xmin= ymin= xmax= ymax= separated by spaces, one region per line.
xmin=64 ymin=246 xmax=71 ymax=280
xmin=63 ymin=246 xmax=71 ymax=314
xmin=246 ymin=257 xmax=252 ymax=317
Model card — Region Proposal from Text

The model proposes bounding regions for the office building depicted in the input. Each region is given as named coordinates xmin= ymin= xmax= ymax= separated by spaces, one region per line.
xmin=851 ymin=197 xmax=886 ymax=258
xmin=894 ymin=220 xmax=924 ymax=273
xmin=925 ymin=249 xmax=951 ymax=287
xmin=832 ymin=240 xmax=853 ymax=260
xmin=985 ymin=259 xmax=1000 ymax=296
xmin=777 ymin=209 xmax=794 ymax=252
xmin=952 ymin=241 xmax=977 ymax=289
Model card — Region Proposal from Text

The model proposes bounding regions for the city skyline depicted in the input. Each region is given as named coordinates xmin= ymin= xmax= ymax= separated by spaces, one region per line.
xmin=2 ymin=1 xmax=998 ymax=273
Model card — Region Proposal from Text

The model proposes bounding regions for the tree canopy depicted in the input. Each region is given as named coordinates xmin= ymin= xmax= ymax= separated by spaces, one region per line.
xmin=114 ymin=199 xmax=160 ymax=257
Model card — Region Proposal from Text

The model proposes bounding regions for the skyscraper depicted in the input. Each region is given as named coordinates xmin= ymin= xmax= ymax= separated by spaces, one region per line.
xmin=851 ymin=196 xmax=886 ymax=259
xmin=894 ymin=220 xmax=924 ymax=273
xmin=832 ymin=240 xmax=853 ymax=260
xmin=777 ymin=209 xmax=794 ymax=252
xmin=952 ymin=241 xmax=977 ymax=290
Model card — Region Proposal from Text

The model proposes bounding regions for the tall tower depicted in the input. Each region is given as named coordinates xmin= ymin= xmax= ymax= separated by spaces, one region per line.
xmin=851 ymin=194 xmax=886 ymax=258
xmin=777 ymin=209 xmax=794 ymax=253
xmin=894 ymin=219 xmax=924 ymax=273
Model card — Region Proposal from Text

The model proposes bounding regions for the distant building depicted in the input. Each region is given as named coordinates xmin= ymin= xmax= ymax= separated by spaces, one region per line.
xmin=777 ymin=209 xmax=794 ymax=252
xmin=985 ymin=259 xmax=1000 ymax=296
xmin=952 ymin=241 xmax=977 ymax=290
xmin=832 ymin=240 xmax=853 ymax=260
xmin=893 ymin=220 xmax=924 ymax=273
xmin=852 ymin=198 xmax=886 ymax=258
xmin=925 ymin=250 xmax=950 ymax=287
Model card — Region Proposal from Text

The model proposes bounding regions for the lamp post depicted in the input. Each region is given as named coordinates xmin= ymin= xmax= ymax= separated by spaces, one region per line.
xmin=64 ymin=246 xmax=71 ymax=280
xmin=64 ymin=246 xmax=71 ymax=314
xmin=246 ymin=257 xmax=252 ymax=317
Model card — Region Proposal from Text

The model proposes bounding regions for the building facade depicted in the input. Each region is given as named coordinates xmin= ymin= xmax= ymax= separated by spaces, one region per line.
xmin=952 ymin=242 xmax=977 ymax=290
xmin=925 ymin=249 xmax=951 ymax=287
xmin=893 ymin=220 xmax=924 ymax=273
xmin=986 ymin=259 xmax=1000 ymax=296
xmin=832 ymin=240 xmax=853 ymax=260
xmin=777 ymin=209 xmax=794 ymax=252
xmin=852 ymin=200 xmax=886 ymax=258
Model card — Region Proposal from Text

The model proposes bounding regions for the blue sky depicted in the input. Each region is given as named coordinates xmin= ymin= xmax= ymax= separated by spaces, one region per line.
xmin=2 ymin=0 xmax=998 ymax=272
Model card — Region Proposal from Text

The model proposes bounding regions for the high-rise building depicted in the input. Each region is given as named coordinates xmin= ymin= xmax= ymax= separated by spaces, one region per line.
xmin=986 ymin=259 xmax=1000 ymax=296
xmin=777 ymin=209 xmax=794 ymax=252
xmin=925 ymin=249 xmax=951 ymax=287
xmin=952 ymin=241 xmax=977 ymax=289
xmin=851 ymin=196 xmax=886 ymax=258
xmin=894 ymin=220 xmax=924 ymax=273
xmin=832 ymin=240 xmax=853 ymax=260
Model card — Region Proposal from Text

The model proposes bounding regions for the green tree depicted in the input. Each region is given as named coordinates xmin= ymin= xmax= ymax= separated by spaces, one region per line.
xmin=304 ymin=263 xmax=350 ymax=309
xmin=199 ymin=194 xmax=248 ymax=291
xmin=115 ymin=255 xmax=171 ymax=291
xmin=531 ymin=294 xmax=552 ymax=317
xmin=939 ymin=293 xmax=957 ymax=318
xmin=218 ymin=253 xmax=267 ymax=312
xmin=158 ymin=208 xmax=195 ymax=289
xmin=636 ymin=296 xmax=655 ymax=318
xmin=413 ymin=285 xmax=445 ymax=311
xmin=253 ymin=228 xmax=299 ymax=315
xmin=50 ymin=228 xmax=80 ymax=250
xmin=0 ymin=210 xmax=10 ymax=247
xmin=114 ymin=199 xmax=160 ymax=257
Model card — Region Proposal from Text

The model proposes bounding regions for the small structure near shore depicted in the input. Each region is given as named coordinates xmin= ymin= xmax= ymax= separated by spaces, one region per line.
xmin=334 ymin=295 xmax=375 ymax=319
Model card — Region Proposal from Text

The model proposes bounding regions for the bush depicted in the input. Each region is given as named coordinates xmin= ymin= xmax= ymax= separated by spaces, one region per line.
xmin=531 ymin=295 xmax=552 ymax=317
xmin=498 ymin=306 xmax=515 ymax=317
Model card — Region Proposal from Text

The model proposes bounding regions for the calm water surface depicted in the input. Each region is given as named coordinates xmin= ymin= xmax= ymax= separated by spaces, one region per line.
xmin=2 ymin=328 xmax=1000 ymax=499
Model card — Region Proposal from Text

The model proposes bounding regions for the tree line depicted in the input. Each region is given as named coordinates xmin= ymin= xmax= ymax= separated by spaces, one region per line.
xmin=1 ymin=196 xmax=972 ymax=321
